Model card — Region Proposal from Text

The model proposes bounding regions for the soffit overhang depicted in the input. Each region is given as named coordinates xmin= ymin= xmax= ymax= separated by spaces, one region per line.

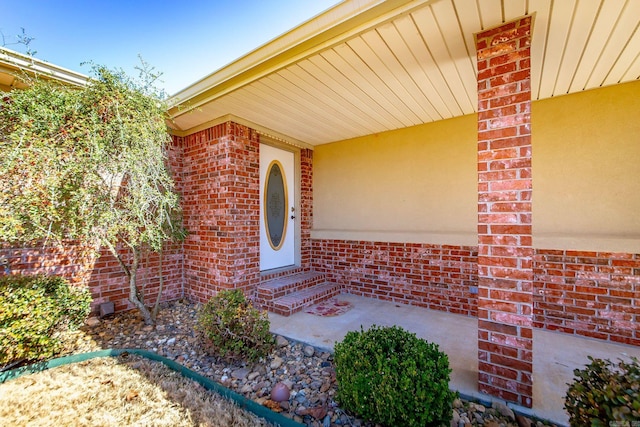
xmin=167 ymin=0 xmax=639 ymax=146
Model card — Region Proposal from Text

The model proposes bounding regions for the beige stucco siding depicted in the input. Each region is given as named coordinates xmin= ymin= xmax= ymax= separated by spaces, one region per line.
xmin=312 ymin=114 xmax=478 ymax=246
xmin=312 ymin=80 xmax=640 ymax=253
xmin=532 ymin=80 xmax=640 ymax=252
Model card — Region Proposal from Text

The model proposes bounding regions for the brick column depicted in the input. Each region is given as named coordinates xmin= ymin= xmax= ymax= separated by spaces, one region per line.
xmin=180 ymin=122 xmax=260 ymax=302
xmin=300 ymin=149 xmax=313 ymax=268
xmin=476 ymin=16 xmax=534 ymax=407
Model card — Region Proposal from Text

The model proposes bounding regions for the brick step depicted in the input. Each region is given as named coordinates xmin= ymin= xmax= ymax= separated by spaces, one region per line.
xmin=260 ymin=266 xmax=307 ymax=282
xmin=270 ymin=282 xmax=341 ymax=316
xmin=257 ymin=271 xmax=326 ymax=303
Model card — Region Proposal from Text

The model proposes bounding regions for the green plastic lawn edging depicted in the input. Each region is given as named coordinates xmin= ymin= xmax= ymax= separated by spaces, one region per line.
xmin=0 ymin=349 xmax=304 ymax=427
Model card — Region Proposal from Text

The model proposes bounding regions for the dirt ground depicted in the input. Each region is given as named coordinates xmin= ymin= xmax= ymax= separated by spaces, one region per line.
xmin=0 ymin=353 xmax=274 ymax=427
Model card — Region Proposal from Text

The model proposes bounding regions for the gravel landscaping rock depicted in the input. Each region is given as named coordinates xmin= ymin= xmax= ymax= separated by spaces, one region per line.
xmin=59 ymin=299 xmax=558 ymax=427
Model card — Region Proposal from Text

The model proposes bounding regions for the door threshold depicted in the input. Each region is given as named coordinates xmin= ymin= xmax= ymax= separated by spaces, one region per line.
xmin=260 ymin=265 xmax=303 ymax=280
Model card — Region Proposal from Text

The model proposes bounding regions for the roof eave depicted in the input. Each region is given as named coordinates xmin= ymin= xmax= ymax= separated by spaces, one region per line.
xmin=0 ymin=47 xmax=88 ymax=88
xmin=167 ymin=0 xmax=433 ymax=129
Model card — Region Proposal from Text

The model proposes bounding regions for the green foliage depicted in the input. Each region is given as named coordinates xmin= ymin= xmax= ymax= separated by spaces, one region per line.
xmin=565 ymin=356 xmax=640 ymax=426
xmin=0 ymin=62 xmax=182 ymax=249
xmin=0 ymin=60 xmax=185 ymax=323
xmin=0 ymin=274 xmax=91 ymax=367
xmin=0 ymin=79 xmax=91 ymax=243
xmin=196 ymin=290 xmax=274 ymax=363
xmin=80 ymin=62 xmax=184 ymax=252
xmin=334 ymin=325 xmax=456 ymax=427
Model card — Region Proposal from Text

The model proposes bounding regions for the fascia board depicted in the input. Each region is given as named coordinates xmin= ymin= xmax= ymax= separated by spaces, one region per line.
xmin=0 ymin=47 xmax=88 ymax=87
xmin=167 ymin=0 xmax=433 ymax=122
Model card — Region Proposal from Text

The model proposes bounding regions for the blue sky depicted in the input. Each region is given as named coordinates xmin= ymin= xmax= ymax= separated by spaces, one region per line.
xmin=2 ymin=0 xmax=339 ymax=94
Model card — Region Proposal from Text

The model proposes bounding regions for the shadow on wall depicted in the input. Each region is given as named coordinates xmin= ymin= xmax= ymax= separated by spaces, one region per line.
xmin=0 ymin=242 xmax=184 ymax=315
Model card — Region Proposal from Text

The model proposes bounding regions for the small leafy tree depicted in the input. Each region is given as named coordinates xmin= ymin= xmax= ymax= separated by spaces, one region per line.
xmin=82 ymin=63 xmax=186 ymax=324
xmin=0 ymin=55 xmax=184 ymax=324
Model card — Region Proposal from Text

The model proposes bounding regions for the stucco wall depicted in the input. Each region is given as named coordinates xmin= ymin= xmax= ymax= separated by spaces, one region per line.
xmin=312 ymin=114 xmax=478 ymax=246
xmin=312 ymin=80 xmax=640 ymax=253
xmin=532 ymin=80 xmax=640 ymax=252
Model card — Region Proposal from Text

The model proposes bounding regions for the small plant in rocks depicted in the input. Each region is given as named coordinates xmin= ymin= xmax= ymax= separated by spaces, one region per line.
xmin=334 ymin=324 xmax=456 ymax=427
xmin=196 ymin=289 xmax=274 ymax=363
xmin=565 ymin=356 xmax=640 ymax=426
xmin=0 ymin=274 xmax=91 ymax=368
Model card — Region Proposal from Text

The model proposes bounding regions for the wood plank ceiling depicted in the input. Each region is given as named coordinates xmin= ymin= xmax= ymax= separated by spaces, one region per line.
xmin=170 ymin=0 xmax=640 ymax=146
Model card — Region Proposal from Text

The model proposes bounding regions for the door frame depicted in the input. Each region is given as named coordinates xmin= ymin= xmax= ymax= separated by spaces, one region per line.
xmin=260 ymin=137 xmax=302 ymax=271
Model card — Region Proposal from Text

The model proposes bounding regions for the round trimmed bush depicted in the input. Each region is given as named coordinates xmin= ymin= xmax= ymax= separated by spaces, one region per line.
xmin=196 ymin=289 xmax=274 ymax=363
xmin=334 ymin=325 xmax=456 ymax=427
xmin=565 ymin=356 xmax=640 ymax=426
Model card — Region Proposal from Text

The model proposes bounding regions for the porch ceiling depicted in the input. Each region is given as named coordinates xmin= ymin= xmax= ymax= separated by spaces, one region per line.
xmin=169 ymin=0 xmax=640 ymax=146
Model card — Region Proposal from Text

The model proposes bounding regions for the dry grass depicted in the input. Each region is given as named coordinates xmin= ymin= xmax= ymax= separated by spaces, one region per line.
xmin=0 ymin=354 xmax=274 ymax=427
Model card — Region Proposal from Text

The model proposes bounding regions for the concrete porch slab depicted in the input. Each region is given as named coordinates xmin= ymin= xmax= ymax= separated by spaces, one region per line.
xmin=269 ymin=293 xmax=640 ymax=426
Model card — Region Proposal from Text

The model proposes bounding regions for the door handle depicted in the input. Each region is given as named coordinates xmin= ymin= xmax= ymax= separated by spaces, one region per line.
xmin=291 ymin=215 xmax=296 ymax=220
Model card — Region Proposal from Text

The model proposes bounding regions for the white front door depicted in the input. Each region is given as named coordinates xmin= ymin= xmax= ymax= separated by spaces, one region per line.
xmin=260 ymin=144 xmax=295 ymax=271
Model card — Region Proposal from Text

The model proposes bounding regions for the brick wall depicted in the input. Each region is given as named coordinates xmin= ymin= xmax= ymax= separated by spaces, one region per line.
xmin=300 ymin=149 xmax=313 ymax=269
xmin=308 ymin=240 xmax=640 ymax=347
xmin=88 ymin=243 xmax=183 ymax=313
xmin=177 ymin=122 xmax=261 ymax=303
xmin=534 ymin=249 xmax=640 ymax=346
xmin=0 ymin=244 xmax=96 ymax=286
xmin=0 ymin=242 xmax=183 ymax=314
xmin=311 ymin=240 xmax=478 ymax=316
xmin=0 ymin=138 xmax=186 ymax=314
xmin=476 ymin=16 xmax=534 ymax=407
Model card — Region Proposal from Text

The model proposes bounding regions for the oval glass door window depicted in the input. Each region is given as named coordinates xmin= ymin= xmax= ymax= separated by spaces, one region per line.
xmin=264 ymin=160 xmax=288 ymax=250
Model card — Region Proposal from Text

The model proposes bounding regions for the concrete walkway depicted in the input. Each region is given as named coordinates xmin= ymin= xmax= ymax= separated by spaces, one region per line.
xmin=269 ymin=293 xmax=640 ymax=426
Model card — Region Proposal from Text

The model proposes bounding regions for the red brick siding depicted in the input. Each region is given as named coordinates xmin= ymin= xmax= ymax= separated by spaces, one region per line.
xmin=476 ymin=16 xmax=534 ymax=407
xmin=309 ymin=239 xmax=640 ymax=347
xmin=533 ymin=250 xmax=640 ymax=346
xmin=0 ymin=243 xmax=183 ymax=314
xmin=0 ymin=244 xmax=96 ymax=286
xmin=0 ymin=137 xmax=186 ymax=315
xmin=88 ymin=244 xmax=183 ymax=313
xmin=300 ymin=149 xmax=313 ymax=268
xmin=311 ymin=240 xmax=478 ymax=316
xmin=177 ymin=122 xmax=260 ymax=303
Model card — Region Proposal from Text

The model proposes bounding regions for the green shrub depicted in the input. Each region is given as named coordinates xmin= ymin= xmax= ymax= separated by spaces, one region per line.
xmin=565 ymin=356 xmax=640 ymax=426
xmin=196 ymin=289 xmax=274 ymax=363
xmin=0 ymin=274 xmax=92 ymax=367
xmin=334 ymin=325 xmax=455 ymax=427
